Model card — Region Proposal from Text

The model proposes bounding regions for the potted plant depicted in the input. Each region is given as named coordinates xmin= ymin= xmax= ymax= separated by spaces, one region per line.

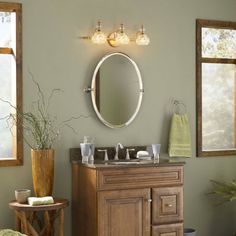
xmin=1 ymin=79 xmax=78 ymax=197
xmin=209 ymin=179 xmax=236 ymax=204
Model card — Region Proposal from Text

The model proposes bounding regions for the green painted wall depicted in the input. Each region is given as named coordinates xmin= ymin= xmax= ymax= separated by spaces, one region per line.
xmin=1 ymin=0 xmax=236 ymax=235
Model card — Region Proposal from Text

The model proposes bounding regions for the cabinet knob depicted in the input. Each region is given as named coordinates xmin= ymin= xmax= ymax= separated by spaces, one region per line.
xmin=147 ymin=199 xmax=152 ymax=203
xmin=165 ymin=204 xmax=173 ymax=207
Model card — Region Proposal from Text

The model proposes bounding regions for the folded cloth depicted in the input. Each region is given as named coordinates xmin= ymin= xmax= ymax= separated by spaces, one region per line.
xmin=168 ymin=113 xmax=192 ymax=158
xmin=0 ymin=229 xmax=26 ymax=236
xmin=28 ymin=196 xmax=54 ymax=206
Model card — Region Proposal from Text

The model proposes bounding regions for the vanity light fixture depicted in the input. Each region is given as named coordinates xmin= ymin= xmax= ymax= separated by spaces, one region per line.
xmin=80 ymin=21 xmax=150 ymax=47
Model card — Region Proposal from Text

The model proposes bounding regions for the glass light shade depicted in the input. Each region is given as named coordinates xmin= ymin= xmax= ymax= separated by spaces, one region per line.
xmin=91 ymin=31 xmax=107 ymax=44
xmin=116 ymin=32 xmax=130 ymax=45
xmin=136 ymin=25 xmax=150 ymax=46
xmin=136 ymin=33 xmax=150 ymax=45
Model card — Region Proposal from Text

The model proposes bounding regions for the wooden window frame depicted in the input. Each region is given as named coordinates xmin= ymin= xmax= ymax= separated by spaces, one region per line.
xmin=196 ymin=19 xmax=236 ymax=157
xmin=0 ymin=2 xmax=23 ymax=166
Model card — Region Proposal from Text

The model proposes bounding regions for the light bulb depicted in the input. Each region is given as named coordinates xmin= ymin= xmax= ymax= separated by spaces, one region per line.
xmin=136 ymin=25 xmax=150 ymax=46
xmin=91 ymin=31 xmax=107 ymax=44
xmin=116 ymin=24 xmax=130 ymax=45
xmin=91 ymin=21 xmax=107 ymax=44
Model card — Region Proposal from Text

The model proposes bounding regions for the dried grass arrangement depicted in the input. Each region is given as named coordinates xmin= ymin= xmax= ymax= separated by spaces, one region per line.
xmin=0 ymin=78 xmax=82 ymax=150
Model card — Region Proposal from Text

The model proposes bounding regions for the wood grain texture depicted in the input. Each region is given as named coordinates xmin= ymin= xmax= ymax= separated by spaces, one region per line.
xmin=152 ymin=223 xmax=183 ymax=236
xmin=72 ymin=163 xmax=184 ymax=236
xmin=0 ymin=2 xmax=22 ymax=12
xmin=16 ymin=1 xmax=23 ymax=166
xmin=201 ymin=58 xmax=236 ymax=64
xmin=9 ymin=199 xmax=68 ymax=211
xmin=196 ymin=19 xmax=236 ymax=29
xmin=0 ymin=47 xmax=13 ymax=54
xmin=152 ymin=187 xmax=183 ymax=225
xmin=72 ymin=164 xmax=97 ymax=236
xmin=10 ymin=198 xmax=68 ymax=236
xmin=59 ymin=208 xmax=65 ymax=236
xmin=196 ymin=19 xmax=236 ymax=157
xmin=15 ymin=210 xmax=21 ymax=231
xmin=97 ymin=166 xmax=183 ymax=190
xmin=21 ymin=212 xmax=29 ymax=235
xmin=98 ymin=188 xmax=151 ymax=236
xmin=0 ymin=2 xmax=23 ymax=167
xmin=31 ymin=149 xmax=54 ymax=197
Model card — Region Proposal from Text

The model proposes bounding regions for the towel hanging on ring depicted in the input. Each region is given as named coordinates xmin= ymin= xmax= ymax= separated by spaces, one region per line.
xmin=168 ymin=100 xmax=192 ymax=158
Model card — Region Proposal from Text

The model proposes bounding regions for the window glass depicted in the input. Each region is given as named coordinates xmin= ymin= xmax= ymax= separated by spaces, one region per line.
xmin=0 ymin=54 xmax=15 ymax=159
xmin=202 ymin=28 xmax=236 ymax=59
xmin=202 ymin=63 xmax=235 ymax=151
xmin=0 ymin=11 xmax=15 ymax=48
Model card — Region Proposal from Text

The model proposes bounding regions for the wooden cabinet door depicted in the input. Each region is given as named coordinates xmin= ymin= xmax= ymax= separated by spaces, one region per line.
xmin=152 ymin=187 xmax=183 ymax=225
xmin=98 ymin=188 xmax=151 ymax=236
xmin=152 ymin=223 xmax=183 ymax=236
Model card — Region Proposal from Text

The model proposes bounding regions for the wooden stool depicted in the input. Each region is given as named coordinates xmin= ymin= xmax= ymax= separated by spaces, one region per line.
xmin=9 ymin=198 xmax=69 ymax=236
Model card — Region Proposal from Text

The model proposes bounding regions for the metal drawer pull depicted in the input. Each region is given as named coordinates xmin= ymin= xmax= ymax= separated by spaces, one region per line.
xmin=147 ymin=199 xmax=152 ymax=203
xmin=165 ymin=204 xmax=173 ymax=207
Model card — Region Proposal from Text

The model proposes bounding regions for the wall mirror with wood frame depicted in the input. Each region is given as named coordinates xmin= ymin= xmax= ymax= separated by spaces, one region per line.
xmin=196 ymin=19 xmax=236 ymax=157
xmin=0 ymin=2 xmax=22 ymax=166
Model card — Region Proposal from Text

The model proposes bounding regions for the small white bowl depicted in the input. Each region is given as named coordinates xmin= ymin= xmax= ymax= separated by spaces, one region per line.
xmin=15 ymin=189 xmax=31 ymax=204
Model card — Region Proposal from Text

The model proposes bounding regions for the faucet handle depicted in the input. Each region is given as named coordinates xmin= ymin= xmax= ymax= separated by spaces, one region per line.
xmin=125 ymin=148 xmax=135 ymax=160
xmin=98 ymin=149 xmax=109 ymax=161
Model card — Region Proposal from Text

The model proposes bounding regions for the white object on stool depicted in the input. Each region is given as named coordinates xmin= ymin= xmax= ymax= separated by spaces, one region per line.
xmin=28 ymin=196 xmax=54 ymax=206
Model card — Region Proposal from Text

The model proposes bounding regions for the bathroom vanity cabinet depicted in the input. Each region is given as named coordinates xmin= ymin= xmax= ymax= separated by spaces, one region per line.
xmin=71 ymin=162 xmax=184 ymax=236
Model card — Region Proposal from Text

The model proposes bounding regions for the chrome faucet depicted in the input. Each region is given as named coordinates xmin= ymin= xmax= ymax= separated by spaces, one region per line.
xmin=114 ymin=143 xmax=124 ymax=160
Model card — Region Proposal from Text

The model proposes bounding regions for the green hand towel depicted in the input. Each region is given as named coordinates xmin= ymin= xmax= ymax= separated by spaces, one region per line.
xmin=168 ymin=113 xmax=192 ymax=157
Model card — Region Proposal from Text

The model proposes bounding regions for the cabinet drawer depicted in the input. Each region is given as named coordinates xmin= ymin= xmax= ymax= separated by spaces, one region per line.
xmin=97 ymin=166 xmax=183 ymax=191
xmin=152 ymin=187 xmax=183 ymax=224
xmin=152 ymin=223 xmax=183 ymax=236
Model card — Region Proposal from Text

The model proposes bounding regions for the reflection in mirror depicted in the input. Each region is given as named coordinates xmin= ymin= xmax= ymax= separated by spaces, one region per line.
xmin=196 ymin=19 xmax=236 ymax=157
xmin=91 ymin=53 xmax=143 ymax=128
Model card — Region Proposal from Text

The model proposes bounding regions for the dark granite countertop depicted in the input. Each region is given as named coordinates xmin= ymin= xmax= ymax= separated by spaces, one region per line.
xmin=70 ymin=147 xmax=185 ymax=169
xmin=71 ymin=159 xmax=185 ymax=169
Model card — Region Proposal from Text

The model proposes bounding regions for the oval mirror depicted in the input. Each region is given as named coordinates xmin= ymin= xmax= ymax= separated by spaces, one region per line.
xmin=91 ymin=52 xmax=143 ymax=128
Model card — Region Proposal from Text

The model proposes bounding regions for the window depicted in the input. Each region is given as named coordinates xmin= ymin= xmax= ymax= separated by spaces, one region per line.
xmin=0 ymin=2 xmax=22 ymax=166
xmin=196 ymin=19 xmax=236 ymax=157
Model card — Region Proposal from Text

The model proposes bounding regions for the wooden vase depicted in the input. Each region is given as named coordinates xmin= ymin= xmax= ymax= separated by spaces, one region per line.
xmin=31 ymin=149 xmax=54 ymax=197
